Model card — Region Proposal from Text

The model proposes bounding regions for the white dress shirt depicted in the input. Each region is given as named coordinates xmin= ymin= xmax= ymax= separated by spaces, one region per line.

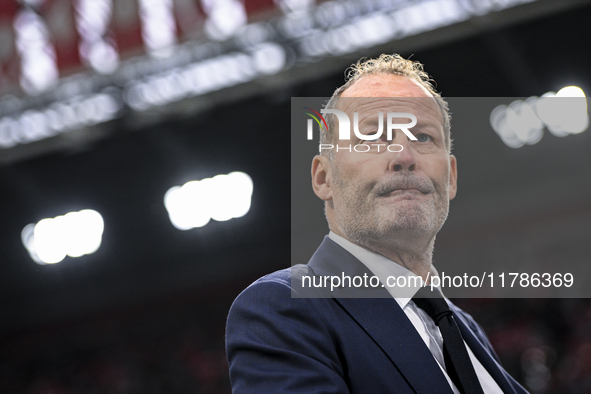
xmin=328 ymin=232 xmax=503 ymax=394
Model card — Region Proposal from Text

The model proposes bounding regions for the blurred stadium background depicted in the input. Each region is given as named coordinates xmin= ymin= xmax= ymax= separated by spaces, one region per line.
xmin=0 ymin=0 xmax=590 ymax=392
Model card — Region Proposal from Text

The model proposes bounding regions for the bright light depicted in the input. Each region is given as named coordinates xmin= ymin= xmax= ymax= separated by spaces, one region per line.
xmin=252 ymin=43 xmax=286 ymax=75
xmin=0 ymin=93 xmax=121 ymax=148
xmin=164 ymin=172 xmax=253 ymax=230
xmin=139 ymin=0 xmax=177 ymax=57
xmin=274 ymin=0 xmax=315 ymax=14
xmin=21 ymin=209 xmax=104 ymax=265
xmin=123 ymin=50 xmax=272 ymax=111
xmin=554 ymin=86 xmax=588 ymax=134
xmin=14 ymin=9 xmax=59 ymax=94
xmin=536 ymin=86 xmax=588 ymax=136
xmin=201 ymin=0 xmax=247 ymax=41
xmin=491 ymin=86 xmax=588 ymax=148
xmin=75 ymin=0 xmax=120 ymax=74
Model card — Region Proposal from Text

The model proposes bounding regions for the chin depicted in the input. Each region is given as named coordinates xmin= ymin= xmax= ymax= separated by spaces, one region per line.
xmin=377 ymin=207 xmax=440 ymax=236
xmin=336 ymin=199 xmax=448 ymax=243
xmin=343 ymin=217 xmax=433 ymax=246
xmin=383 ymin=221 xmax=433 ymax=237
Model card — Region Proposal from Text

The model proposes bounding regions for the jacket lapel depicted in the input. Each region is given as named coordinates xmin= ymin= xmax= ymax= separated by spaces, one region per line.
xmin=307 ymin=237 xmax=528 ymax=394
xmin=453 ymin=308 xmax=527 ymax=394
xmin=335 ymin=297 xmax=455 ymax=393
xmin=308 ymin=237 xmax=454 ymax=393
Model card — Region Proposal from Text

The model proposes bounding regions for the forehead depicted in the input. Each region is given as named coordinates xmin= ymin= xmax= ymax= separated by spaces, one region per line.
xmin=341 ymin=74 xmax=432 ymax=98
xmin=337 ymin=74 xmax=441 ymax=122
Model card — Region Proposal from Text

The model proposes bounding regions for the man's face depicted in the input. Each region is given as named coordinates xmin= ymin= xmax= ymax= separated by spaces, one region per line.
xmin=321 ymin=74 xmax=457 ymax=249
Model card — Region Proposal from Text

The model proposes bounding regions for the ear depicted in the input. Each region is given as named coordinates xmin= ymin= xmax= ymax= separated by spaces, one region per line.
xmin=448 ymin=155 xmax=457 ymax=200
xmin=311 ymin=155 xmax=333 ymax=201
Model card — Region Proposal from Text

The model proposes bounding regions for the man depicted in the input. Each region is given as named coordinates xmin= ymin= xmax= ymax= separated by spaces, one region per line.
xmin=226 ymin=54 xmax=528 ymax=393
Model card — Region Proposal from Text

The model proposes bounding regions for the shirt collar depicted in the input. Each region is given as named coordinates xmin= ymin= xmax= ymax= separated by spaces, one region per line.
xmin=328 ymin=231 xmax=440 ymax=308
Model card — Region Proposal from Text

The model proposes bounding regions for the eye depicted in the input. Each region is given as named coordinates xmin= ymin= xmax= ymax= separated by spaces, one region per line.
xmin=363 ymin=134 xmax=387 ymax=144
xmin=414 ymin=133 xmax=433 ymax=143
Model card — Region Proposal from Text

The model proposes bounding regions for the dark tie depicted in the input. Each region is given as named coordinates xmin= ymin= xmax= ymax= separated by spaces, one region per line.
xmin=413 ymin=287 xmax=485 ymax=394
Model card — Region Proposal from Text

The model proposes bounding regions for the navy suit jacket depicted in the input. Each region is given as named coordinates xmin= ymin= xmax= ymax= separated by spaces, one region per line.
xmin=226 ymin=237 xmax=529 ymax=393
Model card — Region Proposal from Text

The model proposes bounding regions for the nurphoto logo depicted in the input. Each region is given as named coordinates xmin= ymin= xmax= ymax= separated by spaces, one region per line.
xmin=303 ymin=107 xmax=417 ymax=153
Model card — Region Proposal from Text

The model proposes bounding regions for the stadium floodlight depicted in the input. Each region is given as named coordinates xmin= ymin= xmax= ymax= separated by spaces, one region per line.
xmin=491 ymin=86 xmax=588 ymax=148
xmin=21 ymin=209 xmax=104 ymax=265
xmin=164 ymin=171 xmax=253 ymax=230
xmin=138 ymin=0 xmax=177 ymax=57
xmin=74 ymin=0 xmax=120 ymax=74
xmin=14 ymin=7 xmax=59 ymax=94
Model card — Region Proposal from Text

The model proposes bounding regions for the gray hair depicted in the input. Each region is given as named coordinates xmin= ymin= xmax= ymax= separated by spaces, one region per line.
xmin=320 ymin=54 xmax=452 ymax=157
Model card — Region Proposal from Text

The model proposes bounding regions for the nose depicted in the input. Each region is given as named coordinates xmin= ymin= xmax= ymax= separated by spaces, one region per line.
xmin=388 ymin=137 xmax=416 ymax=173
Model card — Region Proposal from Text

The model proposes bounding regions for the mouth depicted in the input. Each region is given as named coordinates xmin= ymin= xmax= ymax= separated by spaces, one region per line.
xmin=379 ymin=188 xmax=427 ymax=197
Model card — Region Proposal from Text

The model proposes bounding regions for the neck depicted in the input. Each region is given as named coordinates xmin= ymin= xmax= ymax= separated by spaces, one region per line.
xmin=366 ymin=237 xmax=435 ymax=282
xmin=331 ymin=225 xmax=436 ymax=282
